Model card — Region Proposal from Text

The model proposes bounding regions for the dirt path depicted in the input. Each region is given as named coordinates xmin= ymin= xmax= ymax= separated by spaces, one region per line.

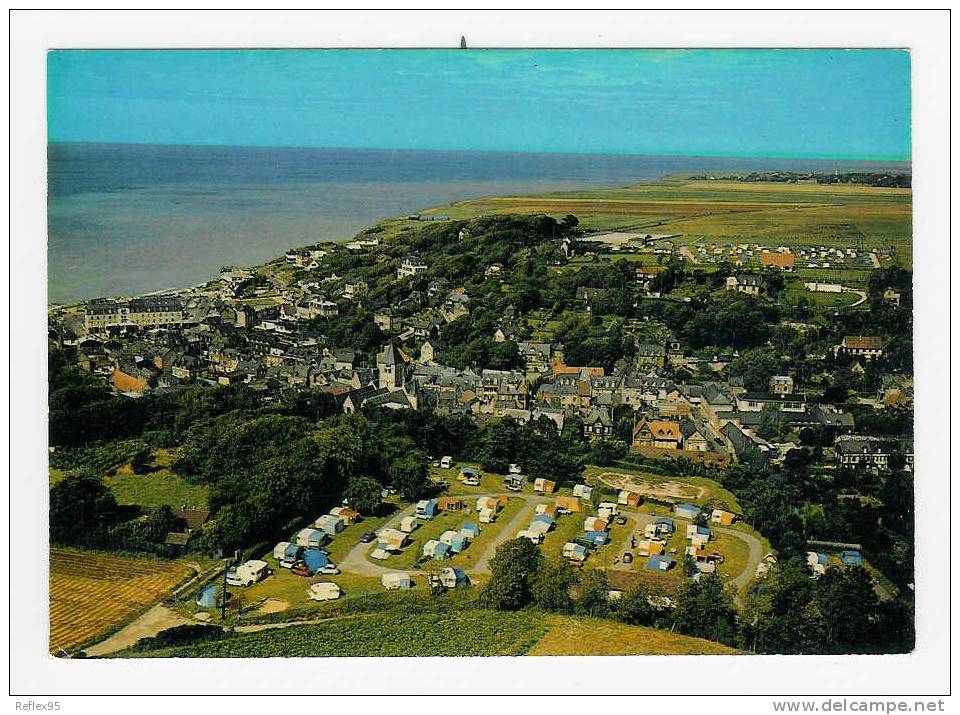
xmin=83 ymin=604 xmax=196 ymax=657
xmin=338 ymin=502 xmax=419 ymax=577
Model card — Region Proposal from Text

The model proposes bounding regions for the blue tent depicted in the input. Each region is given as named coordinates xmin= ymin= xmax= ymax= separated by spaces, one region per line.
xmin=840 ymin=551 xmax=863 ymax=566
xmin=674 ymin=503 xmax=700 ymax=519
xmin=693 ymin=525 xmax=711 ymax=537
xmin=303 ymin=549 xmax=330 ymax=573
xmin=646 ymin=555 xmax=675 ymax=572
xmin=460 ymin=522 xmax=481 ymax=539
xmin=460 ymin=467 xmax=478 ymax=478
xmin=585 ymin=530 xmax=609 ymax=546
xmin=531 ymin=514 xmax=555 ymax=528
xmin=654 ymin=517 xmax=675 ymax=533
xmin=195 ymin=584 xmax=224 ymax=608
xmin=448 ymin=534 xmax=469 ymax=553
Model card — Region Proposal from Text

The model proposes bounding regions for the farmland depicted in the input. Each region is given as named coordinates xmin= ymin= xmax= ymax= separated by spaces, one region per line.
xmin=49 ymin=548 xmax=192 ymax=653
xmin=527 ymin=614 xmax=739 ymax=655
xmin=131 ymin=609 xmax=548 ymax=657
xmin=124 ymin=608 xmax=738 ymax=657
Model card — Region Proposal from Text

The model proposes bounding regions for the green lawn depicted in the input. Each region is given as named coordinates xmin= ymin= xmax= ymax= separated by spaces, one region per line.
xmin=104 ymin=469 xmax=209 ymax=510
xmin=584 ymin=464 xmax=741 ymax=512
xmin=323 ymin=510 xmax=400 ymax=564
xmin=540 ymin=508 xmax=590 ymax=562
xmin=364 ymin=510 xmax=462 ymax=570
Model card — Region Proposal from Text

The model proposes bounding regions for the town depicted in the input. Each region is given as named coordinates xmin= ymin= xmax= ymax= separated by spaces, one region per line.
xmin=48 ymin=180 xmax=915 ymax=658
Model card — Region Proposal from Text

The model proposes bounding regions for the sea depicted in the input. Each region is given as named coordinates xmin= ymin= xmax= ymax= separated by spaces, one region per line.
xmin=47 ymin=142 xmax=910 ymax=304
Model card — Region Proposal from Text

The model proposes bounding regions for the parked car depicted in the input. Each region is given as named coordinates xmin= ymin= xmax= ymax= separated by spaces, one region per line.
xmin=615 ymin=515 xmax=628 ymax=526
xmin=506 ymin=483 xmax=522 ymax=493
xmin=622 ymin=552 xmax=634 ymax=564
xmin=317 ymin=564 xmax=341 ymax=575
xmin=290 ymin=561 xmax=311 ymax=577
xmin=360 ymin=531 xmax=377 ymax=543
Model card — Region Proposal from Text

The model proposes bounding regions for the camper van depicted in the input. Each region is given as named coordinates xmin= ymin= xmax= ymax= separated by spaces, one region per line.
xmin=439 ymin=456 xmax=454 ymax=469
xmin=226 ymin=559 xmax=271 ymax=587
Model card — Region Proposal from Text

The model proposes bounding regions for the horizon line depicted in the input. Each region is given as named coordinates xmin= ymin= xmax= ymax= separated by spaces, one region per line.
xmin=47 ymin=139 xmax=913 ymax=165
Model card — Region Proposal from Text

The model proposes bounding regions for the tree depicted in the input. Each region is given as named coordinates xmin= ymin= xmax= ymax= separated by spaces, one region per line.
xmin=813 ymin=566 xmax=880 ymax=653
xmin=49 ymin=472 xmax=119 ymax=547
xmin=573 ymin=569 xmax=610 ymax=618
xmin=531 ymin=558 xmax=578 ymax=613
xmin=342 ymin=475 xmax=383 ymax=515
xmin=614 ymin=583 xmax=655 ymax=626
xmin=482 ymin=538 xmax=543 ymax=611
xmin=673 ymin=573 xmax=738 ymax=646
xmin=129 ymin=448 xmax=154 ymax=475
xmin=388 ymin=455 xmax=429 ymax=502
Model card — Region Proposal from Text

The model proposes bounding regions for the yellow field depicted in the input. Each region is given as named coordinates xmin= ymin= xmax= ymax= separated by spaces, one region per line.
xmin=49 ymin=548 xmax=191 ymax=653
xmin=528 ymin=614 xmax=739 ymax=655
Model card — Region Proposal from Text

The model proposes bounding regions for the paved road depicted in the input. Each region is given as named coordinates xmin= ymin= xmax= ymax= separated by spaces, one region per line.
xmin=339 ymin=492 xmax=552 ymax=577
xmin=83 ymin=604 xmax=197 ymax=657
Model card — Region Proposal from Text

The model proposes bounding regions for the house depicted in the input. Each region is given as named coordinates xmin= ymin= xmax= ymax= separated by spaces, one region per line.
xmin=573 ymin=484 xmax=593 ymax=501
xmin=838 ymin=335 xmax=883 ymax=359
xmin=416 ymin=499 xmax=439 ymax=520
xmin=768 ymin=375 xmax=794 ymax=395
xmin=883 ymin=288 xmax=902 ymax=307
xmin=835 ymin=435 xmax=913 ymax=471
xmin=314 ymin=514 xmax=345 ymax=535
xmin=711 ymin=509 xmax=737 ymax=526
xmin=726 ymin=274 xmax=762 ymax=295
xmin=460 ymin=522 xmax=481 ymax=539
xmin=562 ymin=542 xmax=588 ymax=562
xmin=555 ymin=496 xmax=581 ymax=513
xmin=646 ymin=555 xmax=675 ymax=572
xmin=633 ymin=419 xmax=682 ymax=450
xmin=397 ymin=256 xmax=428 ymax=279
xmin=533 ymin=478 xmax=556 ymax=494
xmin=618 ymin=490 xmax=642 ymax=508
xmin=583 ymin=407 xmax=613 ymax=440
xmin=422 ymin=539 xmax=451 ymax=560
xmin=674 ymin=503 xmax=701 ymax=520
xmin=381 ymin=572 xmax=414 ymax=590
xmin=840 ymin=550 xmax=863 ymax=566
xmin=399 ymin=516 xmax=419 ymax=533
xmin=637 ymin=539 xmax=664 ymax=557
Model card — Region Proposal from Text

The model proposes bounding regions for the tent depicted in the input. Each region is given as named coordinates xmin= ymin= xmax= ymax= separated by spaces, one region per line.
xmin=840 ymin=550 xmax=863 ymax=566
xmin=585 ymin=530 xmax=609 ymax=546
xmin=646 ymin=555 xmax=675 ymax=572
xmin=527 ymin=520 xmax=551 ymax=535
xmin=674 ymin=503 xmax=700 ymax=520
xmin=307 ymin=582 xmax=341 ymax=601
xmin=439 ymin=567 xmax=468 ymax=589
xmin=422 ymin=540 xmax=451 ymax=559
xmin=448 ymin=534 xmax=469 ymax=553
xmin=460 ymin=522 xmax=481 ymax=539
xmin=303 ymin=549 xmax=330 ymax=574
xmin=583 ymin=517 xmax=607 ymax=532
xmin=281 ymin=543 xmax=303 ymax=566
xmin=531 ymin=514 xmax=555 ymax=529
xmin=381 ymin=572 xmax=413 ymax=590
xmin=555 ymin=496 xmax=581 ymax=513
xmin=562 ymin=542 xmax=588 ymax=562
xmin=573 ymin=484 xmax=593 ymax=500
xmin=296 ymin=528 xmax=327 ymax=549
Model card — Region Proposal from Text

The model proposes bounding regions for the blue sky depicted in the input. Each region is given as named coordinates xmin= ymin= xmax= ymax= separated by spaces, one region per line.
xmin=47 ymin=49 xmax=911 ymax=160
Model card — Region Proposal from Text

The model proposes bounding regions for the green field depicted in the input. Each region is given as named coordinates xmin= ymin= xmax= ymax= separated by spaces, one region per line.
xmin=130 ymin=609 xmax=548 ymax=657
xmin=103 ymin=469 xmax=209 ymax=510
xmin=584 ymin=465 xmax=742 ymax=511
xmin=126 ymin=608 xmax=737 ymax=657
